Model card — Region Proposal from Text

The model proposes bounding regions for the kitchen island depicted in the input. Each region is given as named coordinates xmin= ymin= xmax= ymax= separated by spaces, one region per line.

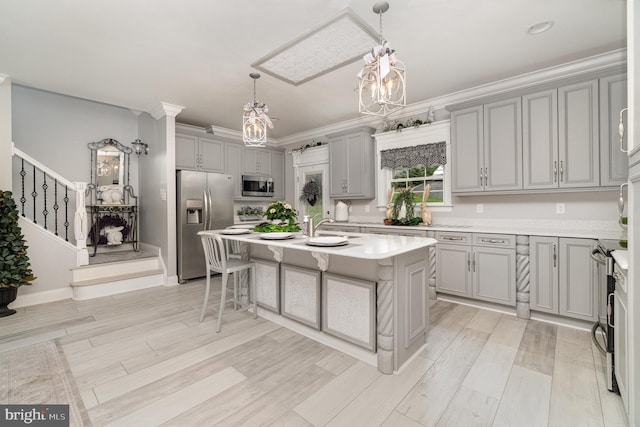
xmin=216 ymin=230 xmax=437 ymax=374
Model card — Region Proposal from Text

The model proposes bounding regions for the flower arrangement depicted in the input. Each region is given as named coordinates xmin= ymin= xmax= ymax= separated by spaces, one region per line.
xmin=254 ymin=201 xmax=300 ymax=232
xmin=236 ymin=205 xmax=264 ymax=220
xmin=384 ymin=187 xmax=421 ymax=226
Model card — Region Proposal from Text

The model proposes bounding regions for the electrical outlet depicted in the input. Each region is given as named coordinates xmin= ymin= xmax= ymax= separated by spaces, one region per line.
xmin=364 ymin=205 xmax=369 ymax=213
xmin=556 ymin=203 xmax=565 ymax=214
xmin=476 ymin=204 xmax=484 ymax=213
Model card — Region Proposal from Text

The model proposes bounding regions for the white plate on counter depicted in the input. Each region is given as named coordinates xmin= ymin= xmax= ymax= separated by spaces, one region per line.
xmin=305 ymin=236 xmax=348 ymax=247
xmin=230 ymin=224 xmax=255 ymax=230
xmin=220 ymin=229 xmax=251 ymax=235
xmin=259 ymin=232 xmax=294 ymax=240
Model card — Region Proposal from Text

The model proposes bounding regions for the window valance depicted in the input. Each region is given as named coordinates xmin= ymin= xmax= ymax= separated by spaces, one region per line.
xmin=380 ymin=141 xmax=447 ymax=169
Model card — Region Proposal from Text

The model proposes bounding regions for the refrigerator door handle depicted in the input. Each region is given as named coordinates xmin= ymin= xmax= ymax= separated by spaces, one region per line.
xmin=203 ymin=190 xmax=209 ymax=230
xmin=207 ymin=189 xmax=214 ymax=230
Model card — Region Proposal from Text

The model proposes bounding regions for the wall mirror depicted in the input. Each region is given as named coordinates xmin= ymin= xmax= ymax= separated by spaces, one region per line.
xmin=87 ymin=138 xmax=136 ymax=205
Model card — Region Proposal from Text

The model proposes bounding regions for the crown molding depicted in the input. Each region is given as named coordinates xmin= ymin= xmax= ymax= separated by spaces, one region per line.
xmin=149 ymin=102 xmax=185 ymax=120
xmin=0 ymin=73 xmax=9 ymax=84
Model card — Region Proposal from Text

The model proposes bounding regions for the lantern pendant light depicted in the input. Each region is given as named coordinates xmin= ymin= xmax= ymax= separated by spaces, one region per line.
xmin=242 ymin=73 xmax=273 ymax=147
xmin=357 ymin=1 xmax=406 ymax=116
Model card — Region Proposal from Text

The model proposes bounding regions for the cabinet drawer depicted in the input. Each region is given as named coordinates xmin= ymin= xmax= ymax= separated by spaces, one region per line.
xmin=435 ymin=231 xmax=471 ymax=245
xmin=362 ymin=227 xmax=426 ymax=236
xmin=473 ymin=233 xmax=516 ymax=249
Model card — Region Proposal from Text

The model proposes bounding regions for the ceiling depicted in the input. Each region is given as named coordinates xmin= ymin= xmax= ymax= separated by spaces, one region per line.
xmin=0 ymin=0 xmax=626 ymax=142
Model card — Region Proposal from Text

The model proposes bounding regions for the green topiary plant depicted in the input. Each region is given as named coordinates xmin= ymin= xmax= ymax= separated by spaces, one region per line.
xmin=0 ymin=190 xmax=35 ymax=289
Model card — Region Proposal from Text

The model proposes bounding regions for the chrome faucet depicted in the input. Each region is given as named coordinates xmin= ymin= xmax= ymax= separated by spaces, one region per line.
xmin=308 ymin=216 xmax=335 ymax=237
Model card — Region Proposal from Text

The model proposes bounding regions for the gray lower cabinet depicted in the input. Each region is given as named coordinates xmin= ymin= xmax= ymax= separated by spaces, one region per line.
xmin=360 ymin=227 xmax=426 ymax=236
xmin=613 ymin=264 xmax=629 ymax=411
xmin=251 ymin=258 xmax=280 ymax=313
xmin=436 ymin=232 xmax=516 ymax=306
xmin=176 ymin=134 xmax=225 ymax=172
xmin=600 ymin=73 xmax=628 ymax=186
xmin=280 ymin=264 xmax=321 ymax=330
xmin=530 ymin=237 xmax=598 ymax=321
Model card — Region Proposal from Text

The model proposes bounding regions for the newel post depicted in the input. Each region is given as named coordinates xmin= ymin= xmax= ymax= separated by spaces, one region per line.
xmin=74 ymin=182 xmax=89 ymax=266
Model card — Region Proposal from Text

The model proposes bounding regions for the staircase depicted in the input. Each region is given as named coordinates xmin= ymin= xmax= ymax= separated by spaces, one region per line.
xmin=70 ymin=252 xmax=165 ymax=300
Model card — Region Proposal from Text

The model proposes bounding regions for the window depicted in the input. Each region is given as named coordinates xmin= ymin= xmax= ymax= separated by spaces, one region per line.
xmin=375 ymin=121 xmax=452 ymax=210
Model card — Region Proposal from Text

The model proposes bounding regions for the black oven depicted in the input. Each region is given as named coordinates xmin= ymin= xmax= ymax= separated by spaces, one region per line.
xmin=591 ymin=239 xmax=626 ymax=394
xmin=242 ymin=175 xmax=274 ymax=197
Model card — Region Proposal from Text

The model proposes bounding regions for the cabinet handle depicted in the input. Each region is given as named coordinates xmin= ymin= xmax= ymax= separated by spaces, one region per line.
xmin=480 ymin=168 xmax=484 ymax=186
xmin=484 ymin=168 xmax=488 ymax=185
xmin=481 ymin=239 xmax=506 ymax=244
xmin=442 ymin=236 xmax=464 ymax=241
xmin=467 ymin=253 xmax=471 ymax=271
xmin=553 ymin=244 xmax=557 ymax=268
xmin=559 ymin=161 xmax=564 ymax=182
xmin=553 ymin=161 xmax=557 ymax=182
xmin=613 ymin=271 xmax=623 ymax=282
xmin=472 ymin=253 xmax=476 ymax=272
xmin=619 ymin=108 xmax=628 ymax=153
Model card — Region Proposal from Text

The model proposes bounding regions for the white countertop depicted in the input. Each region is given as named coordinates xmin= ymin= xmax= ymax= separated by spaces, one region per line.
xmin=213 ymin=230 xmax=437 ymax=260
xmin=324 ymin=221 xmax=627 ymax=240
xmin=612 ymin=250 xmax=628 ymax=270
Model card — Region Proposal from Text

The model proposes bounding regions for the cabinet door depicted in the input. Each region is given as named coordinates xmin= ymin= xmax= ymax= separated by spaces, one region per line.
xmin=558 ymin=80 xmax=599 ymax=188
xmin=281 ymin=264 xmax=321 ymax=330
xmin=614 ymin=287 xmax=629 ymax=410
xmin=529 ymin=236 xmax=559 ymax=314
xmin=523 ymin=90 xmax=559 ymax=189
xmin=451 ymin=106 xmax=484 ymax=192
xmin=271 ymin=151 xmax=285 ymax=199
xmin=600 ymin=74 xmax=628 ymax=187
xmin=175 ymin=134 xmax=198 ymax=170
xmin=225 ymin=143 xmax=242 ymax=198
xmin=345 ymin=133 xmax=365 ymax=196
xmin=559 ymin=238 xmax=598 ymax=321
xmin=472 ymin=247 xmax=516 ymax=306
xmin=199 ymin=137 xmax=224 ymax=172
xmin=329 ymin=138 xmax=348 ymax=196
xmin=242 ymin=148 xmax=257 ymax=174
xmin=256 ymin=149 xmax=271 ymax=175
xmin=435 ymin=244 xmax=472 ymax=297
xmin=251 ymin=258 xmax=280 ymax=313
xmin=483 ymin=97 xmax=522 ymax=191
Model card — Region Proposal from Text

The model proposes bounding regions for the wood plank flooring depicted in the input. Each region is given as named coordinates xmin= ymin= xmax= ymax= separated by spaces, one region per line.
xmin=0 ymin=278 xmax=629 ymax=426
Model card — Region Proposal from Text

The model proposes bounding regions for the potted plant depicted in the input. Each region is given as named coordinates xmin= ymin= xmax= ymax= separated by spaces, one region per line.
xmin=0 ymin=190 xmax=36 ymax=317
xmin=253 ymin=201 xmax=300 ymax=232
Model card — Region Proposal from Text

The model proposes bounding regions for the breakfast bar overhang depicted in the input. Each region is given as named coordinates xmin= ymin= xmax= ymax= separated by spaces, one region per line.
xmin=216 ymin=231 xmax=438 ymax=374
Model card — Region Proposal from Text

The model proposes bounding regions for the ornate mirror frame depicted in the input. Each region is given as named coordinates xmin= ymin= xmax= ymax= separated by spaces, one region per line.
xmin=87 ymin=138 xmax=137 ymax=206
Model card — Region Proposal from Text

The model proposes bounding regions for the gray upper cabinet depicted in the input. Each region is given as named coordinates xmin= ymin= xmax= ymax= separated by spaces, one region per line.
xmin=530 ymin=236 xmax=598 ymax=322
xmin=176 ymin=134 xmax=225 ymax=172
xmin=599 ymin=73 xmax=628 ymax=186
xmin=242 ymin=147 xmax=271 ymax=176
xmin=328 ymin=128 xmax=375 ymax=199
xmin=451 ymin=106 xmax=484 ymax=192
xmin=523 ymin=90 xmax=559 ymax=189
xmin=224 ymin=142 xmax=242 ymax=199
xmin=558 ymin=79 xmax=599 ymax=188
xmin=451 ymin=98 xmax=521 ymax=193
xmin=271 ymin=150 xmax=285 ymax=199
xmin=483 ymin=97 xmax=522 ymax=191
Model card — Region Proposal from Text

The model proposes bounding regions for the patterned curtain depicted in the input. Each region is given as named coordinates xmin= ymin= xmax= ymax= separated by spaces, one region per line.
xmin=380 ymin=141 xmax=447 ymax=169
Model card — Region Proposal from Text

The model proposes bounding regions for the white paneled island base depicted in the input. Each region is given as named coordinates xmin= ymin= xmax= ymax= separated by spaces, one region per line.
xmin=216 ymin=231 xmax=437 ymax=374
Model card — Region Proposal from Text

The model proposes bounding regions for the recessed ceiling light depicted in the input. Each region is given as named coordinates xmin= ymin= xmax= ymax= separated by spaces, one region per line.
xmin=527 ymin=21 xmax=554 ymax=35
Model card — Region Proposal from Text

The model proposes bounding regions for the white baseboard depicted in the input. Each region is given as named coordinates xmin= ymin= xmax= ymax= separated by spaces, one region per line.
xmin=12 ymin=287 xmax=73 ymax=308
xmin=165 ymin=275 xmax=179 ymax=287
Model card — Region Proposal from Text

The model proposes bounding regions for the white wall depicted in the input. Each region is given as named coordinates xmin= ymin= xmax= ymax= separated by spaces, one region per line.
xmin=0 ymin=77 xmax=11 ymax=189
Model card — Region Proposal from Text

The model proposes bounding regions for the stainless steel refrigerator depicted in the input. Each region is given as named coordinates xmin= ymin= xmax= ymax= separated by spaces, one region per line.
xmin=177 ymin=170 xmax=234 ymax=282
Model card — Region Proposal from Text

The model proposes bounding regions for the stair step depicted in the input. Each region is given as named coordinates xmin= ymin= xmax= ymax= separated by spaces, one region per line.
xmin=70 ymin=268 xmax=165 ymax=300
xmin=72 ymin=256 xmax=161 ymax=282
xmin=70 ymin=268 xmax=165 ymax=288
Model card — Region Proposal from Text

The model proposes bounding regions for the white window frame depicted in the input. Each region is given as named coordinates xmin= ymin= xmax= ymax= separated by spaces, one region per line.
xmin=374 ymin=120 xmax=452 ymax=212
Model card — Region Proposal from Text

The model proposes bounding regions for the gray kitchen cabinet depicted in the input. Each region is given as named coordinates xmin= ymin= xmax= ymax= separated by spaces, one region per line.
xmin=451 ymin=106 xmax=484 ymax=192
xmin=328 ymin=127 xmax=375 ymax=199
xmin=557 ymin=79 xmax=600 ymax=188
xmin=242 ymin=147 xmax=271 ymax=176
xmin=436 ymin=232 xmax=515 ymax=306
xmin=251 ymin=258 xmax=280 ymax=313
xmin=530 ymin=236 xmax=598 ymax=321
xmin=176 ymin=134 xmax=225 ymax=172
xmin=270 ymin=150 xmax=285 ymax=199
xmin=523 ymin=89 xmax=559 ymax=189
xmin=225 ymin=142 xmax=242 ymax=198
xmin=281 ymin=264 xmax=321 ymax=330
xmin=600 ymin=73 xmax=628 ymax=186
xmin=360 ymin=227 xmax=426 ymax=236
xmin=451 ymin=97 xmax=521 ymax=193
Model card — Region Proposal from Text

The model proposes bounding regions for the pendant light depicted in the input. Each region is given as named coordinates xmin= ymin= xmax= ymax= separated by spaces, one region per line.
xmin=242 ymin=73 xmax=273 ymax=147
xmin=357 ymin=2 xmax=406 ymax=116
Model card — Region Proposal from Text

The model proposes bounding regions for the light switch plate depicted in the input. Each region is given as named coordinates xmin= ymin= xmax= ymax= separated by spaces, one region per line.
xmin=556 ymin=203 xmax=565 ymax=214
xmin=476 ymin=204 xmax=484 ymax=213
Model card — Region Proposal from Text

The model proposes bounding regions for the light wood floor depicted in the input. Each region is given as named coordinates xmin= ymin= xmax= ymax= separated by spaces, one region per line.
xmin=1 ymin=279 xmax=629 ymax=427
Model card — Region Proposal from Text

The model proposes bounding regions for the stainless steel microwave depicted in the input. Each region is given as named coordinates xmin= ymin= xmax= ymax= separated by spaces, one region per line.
xmin=242 ymin=175 xmax=274 ymax=197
